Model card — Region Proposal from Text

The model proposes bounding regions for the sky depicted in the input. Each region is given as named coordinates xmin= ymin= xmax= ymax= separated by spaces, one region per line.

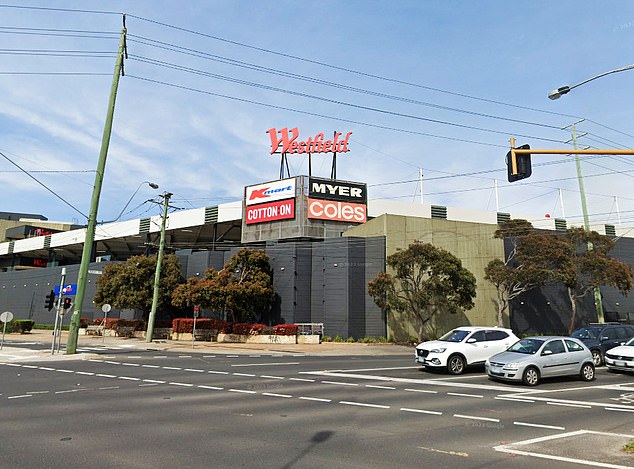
xmin=1 ymin=1 xmax=634 ymax=229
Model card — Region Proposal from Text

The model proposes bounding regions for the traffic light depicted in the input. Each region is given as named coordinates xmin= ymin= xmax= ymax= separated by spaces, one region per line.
xmin=507 ymin=144 xmax=532 ymax=182
xmin=63 ymin=297 xmax=72 ymax=310
xmin=45 ymin=290 xmax=55 ymax=311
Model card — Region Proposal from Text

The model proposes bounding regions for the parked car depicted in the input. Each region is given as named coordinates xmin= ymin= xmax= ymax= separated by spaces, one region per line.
xmin=605 ymin=337 xmax=634 ymax=374
xmin=571 ymin=323 xmax=634 ymax=366
xmin=485 ymin=336 xmax=595 ymax=386
xmin=414 ymin=326 xmax=518 ymax=375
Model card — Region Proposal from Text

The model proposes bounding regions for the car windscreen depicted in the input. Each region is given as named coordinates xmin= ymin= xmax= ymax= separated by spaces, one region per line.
xmin=571 ymin=328 xmax=600 ymax=340
xmin=627 ymin=337 xmax=634 ymax=347
xmin=507 ymin=338 xmax=544 ymax=354
xmin=438 ymin=329 xmax=470 ymax=342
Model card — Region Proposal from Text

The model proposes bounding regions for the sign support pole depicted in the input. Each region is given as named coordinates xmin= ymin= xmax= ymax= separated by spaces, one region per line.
xmin=51 ymin=267 xmax=66 ymax=355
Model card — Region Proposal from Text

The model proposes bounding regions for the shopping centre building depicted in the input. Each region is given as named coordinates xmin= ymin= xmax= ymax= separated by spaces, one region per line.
xmin=1 ymin=128 xmax=632 ymax=339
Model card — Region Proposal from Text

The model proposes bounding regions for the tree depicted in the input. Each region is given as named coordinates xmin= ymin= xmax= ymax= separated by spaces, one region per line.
xmin=368 ymin=241 xmax=476 ymax=341
xmin=484 ymin=219 xmax=558 ymax=326
xmin=172 ymin=248 xmax=275 ymax=323
xmin=93 ymin=254 xmax=183 ymax=321
xmin=550 ymin=227 xmax=633 ymax=333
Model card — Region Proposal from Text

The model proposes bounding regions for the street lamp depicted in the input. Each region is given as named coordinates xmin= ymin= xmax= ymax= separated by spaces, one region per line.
xmin=102 ymin=181 xmax=159 ymax=223
xmin=548 ymin=64 xmax=634 ymax=99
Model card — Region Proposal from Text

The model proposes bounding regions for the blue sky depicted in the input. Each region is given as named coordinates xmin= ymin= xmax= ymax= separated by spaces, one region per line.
xmin=1 ymin=1 xmax=633 ymax=228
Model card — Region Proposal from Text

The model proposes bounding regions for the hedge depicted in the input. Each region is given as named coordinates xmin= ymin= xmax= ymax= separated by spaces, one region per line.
xmin=273 ymin=324 xmax=298 ymax=336
xmin=3 ymin=319 xmax=36 ymax=334
xmin=172 ymin=318 xmax=231 ymax=334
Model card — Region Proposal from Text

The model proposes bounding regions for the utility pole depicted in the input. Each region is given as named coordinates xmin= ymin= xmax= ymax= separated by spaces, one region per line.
xmin=146 ymin=192 xmax=172 ymax=343
xmin=66 ymin=21 xmax=127 ymax=354
xmin=570 ymin=124 xmax=605 ymax=323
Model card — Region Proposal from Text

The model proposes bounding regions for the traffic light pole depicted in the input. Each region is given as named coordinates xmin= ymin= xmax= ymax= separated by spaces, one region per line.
xmin=51 ymin=267 xmax=66 ymax=355
xmin=66 ymin=25 xmax=126 ymax=354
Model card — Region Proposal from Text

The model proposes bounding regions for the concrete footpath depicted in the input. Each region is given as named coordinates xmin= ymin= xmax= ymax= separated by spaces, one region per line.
xmin=0 ymin=329 xmax=413 ymax=363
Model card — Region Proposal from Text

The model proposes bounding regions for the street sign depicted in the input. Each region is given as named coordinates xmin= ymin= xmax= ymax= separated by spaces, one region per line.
xmin=54 ymin=284 xmax=77 ymax=295
xmin=1 ymin=311 xmax=13 ymax=350
xmin=101 ymin=304 xmax=112 ymax=313
xmin=0 ymin=311 xmax=13 ymax=323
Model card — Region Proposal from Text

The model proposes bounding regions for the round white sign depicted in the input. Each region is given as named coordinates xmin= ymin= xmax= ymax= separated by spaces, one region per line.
xmin=101 ymin=304 xmax=112 ymax=313
xmin=0 ymin=311 xmax=14 ymax=323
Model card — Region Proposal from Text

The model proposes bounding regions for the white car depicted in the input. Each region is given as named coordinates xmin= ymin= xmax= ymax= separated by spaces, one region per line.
xmin=605 ymin=337 xmax=634 ymax=373
xmin=415 ymin=326 xmax=519 ymax=374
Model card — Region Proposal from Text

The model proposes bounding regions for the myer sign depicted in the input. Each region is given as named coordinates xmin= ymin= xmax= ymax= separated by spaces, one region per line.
xmin=309 ymin=177 xmax=367 ymax=204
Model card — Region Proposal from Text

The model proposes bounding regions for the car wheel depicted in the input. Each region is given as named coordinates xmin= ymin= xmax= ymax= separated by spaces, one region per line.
xmin=522 ymin=366 xmax=540 ymax=386
xmin=580 ymin=363 xmax=595 ymax=381
xmin=447 ymin=355 xmax=466 ymax=375
xmin=591 ymin=349 xmax=603 ymax=367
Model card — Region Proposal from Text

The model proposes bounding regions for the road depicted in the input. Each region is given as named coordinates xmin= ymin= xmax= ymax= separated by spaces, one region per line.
xmin=1 ymin=344 xmax=633 ymax=468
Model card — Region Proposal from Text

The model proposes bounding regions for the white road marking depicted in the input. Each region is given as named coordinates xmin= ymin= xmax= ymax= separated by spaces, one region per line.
xmin=75 ymin=371 xmax=95 ymax=376
xmin=38 ymin=367 xmax=55 ymax=371
xmin=184 ymin=368 xmax=204 ymax=373
xmin=55 ymin=369 xmax=74 ymax=373
xmin=229 ymin=389 xmax=256 ymax=394
xmin=454 ymin=414 xmax=499 ymax=422
xmin=232 ymin=362 xmax=300 ymax=367
xmin=96 ymin=374 xmax=116 ymax=378
xmin=143 ymin=379 xmax=165 ymax=384
xmin=299 ymin=396 xmax=331 ymax=402
xmin=104 ymin=361 xmax=120 ymax=365
xmin=141 ymin=364 xmax=159 ymax=368
xmin=153 ymin=356 xmax=168 ymax=359
xmin=118 ymin=377 xmax=141 ymax=381
xmin=122 ymin=363 xmax=140 ymax=367
xmin=8 ymin=395 xmax=32 ymax=399
xmin=290 ymin=378 xmax=314 ymax=382
xmin=605 ymin=407 xmax=634 ymax=413
xmin=227 ymin=355 xmax=239 ymax=358
xmin=203 ymin=355 xmax=216 ymax=358
xmin=322 ymin=380 xmax=358 ymax=386
xmin=208 ymin=371 xmax=228 ymax=375
xmin=546 ymin=402 xmax=591 ymax=409
xmin=447 ymin=392 xmax=483 ymax=398
xmin=494 ymin=430 xmax=634 ymax=468
xmin=26 ymin=391 xmax=49 ymax=394
xmin=513 ymin=421 xmax=565 ymax=430
xmin=198 ymin=385 xmax=223 ymax=390
xmin=262 ymin=393 xmax=293 ymax=398
xmin=233 ymin=373 xmax=256 ymax=377
xmin=400 ymin=408 xmax=442 ymax=415
xmin=163 ymin=366 xmax=181 ymax=370
xmin=328 ymin=366 xmax=419 ymax=373
xmin=494 ymin=396 xmax=535 ymax=403
xmin=139 ymin=384 xmax=159 ymax=387
xmin=127 ymin=356 xmax=142 ymax=359
xmin=169 ymin=382 xmax=193 ymax=387
xmin=88 ymin=359 xmax=104 ymax=363
xmin=21 ymin=365 xmax=37 ymax=369
xmin=98 ymin=386 xmax=120 ymax=390
xmin=365 ymin=384 xmax=396 ymax=390
xmin=339 ymin=401 xmax=390 ymax=409
xmin=55 ymin=389 xmax=79 ymax=394
xmin=178 ymin=355 xmax=192 ymax=358
xmin=260 ymin=375 xmax=285 ymax=380
xmin=404 ymin=388 xmax=437 ymax=394
xmin=418 ymin=446 xmax=469 ymax=457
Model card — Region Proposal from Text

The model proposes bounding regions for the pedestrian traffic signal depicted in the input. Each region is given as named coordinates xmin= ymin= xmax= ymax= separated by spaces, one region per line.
xmin=63 ymin=297 xmax=72 ymax=310
xmin=45 ymin=290 xmax=55 ymax=311
xmin=507 ymin=144 xmax=532 ymax=182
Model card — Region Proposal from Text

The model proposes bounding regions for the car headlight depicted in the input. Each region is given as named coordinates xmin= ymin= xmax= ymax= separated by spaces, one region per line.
xmin=503 ymin=362 xmax=521 ymax=370
xmin=429 ymin=348 xmax=447 ymax=353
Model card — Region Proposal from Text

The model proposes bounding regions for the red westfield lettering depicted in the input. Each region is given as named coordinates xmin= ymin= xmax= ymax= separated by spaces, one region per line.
xmin=266 ymin=128 xmax=352 ymax=155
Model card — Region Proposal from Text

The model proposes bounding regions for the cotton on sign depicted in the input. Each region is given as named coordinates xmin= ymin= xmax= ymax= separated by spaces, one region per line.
xmin=245 ymin=199 xmax=295 ymax=225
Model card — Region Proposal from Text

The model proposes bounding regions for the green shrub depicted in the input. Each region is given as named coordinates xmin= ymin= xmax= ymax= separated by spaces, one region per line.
xmin=12 ymin=320 xmax=35 ymax=334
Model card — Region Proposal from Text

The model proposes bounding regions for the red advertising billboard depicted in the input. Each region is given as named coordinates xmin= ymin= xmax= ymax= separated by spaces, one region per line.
xmin=245 ymin=199 xmax=296 ymax=225
xmin=307 ymin=198 xmax=366 ymax=223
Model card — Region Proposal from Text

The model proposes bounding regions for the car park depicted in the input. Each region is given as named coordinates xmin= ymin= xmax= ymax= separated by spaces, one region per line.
xmin=604 ymin=337 xmax=634 ymax=374
xmin=571 ymin=323 xmax=634 ymax=366
xmin=485 ymin=336 xmax=595 ymax=386
xmin=415 ymin=326 xmax=518 ymax=375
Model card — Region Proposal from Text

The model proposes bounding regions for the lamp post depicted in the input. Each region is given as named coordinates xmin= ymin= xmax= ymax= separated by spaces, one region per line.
xmin=103 ymin=181 xmax=159 ymax=223
xmin=146 ymin=191 xmax=172 ymax=343
xmin=548 ymin=64 xmax=634 ymax=99
xmin=546 ymin=63 xmax=634 ymax=322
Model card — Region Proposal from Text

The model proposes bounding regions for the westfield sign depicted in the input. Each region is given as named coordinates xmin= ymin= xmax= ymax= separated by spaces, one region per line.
xmin=266 ymin=128 xmax=352 ymax=155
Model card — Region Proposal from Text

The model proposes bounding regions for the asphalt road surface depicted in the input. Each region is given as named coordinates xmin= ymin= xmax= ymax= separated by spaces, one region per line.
xmin=1 ymin=349 xmax=634 ymax=468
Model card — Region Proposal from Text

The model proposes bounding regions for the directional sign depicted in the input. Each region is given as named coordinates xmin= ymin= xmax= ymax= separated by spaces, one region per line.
xmin=54 ymin=284 xmax=77 ymax=295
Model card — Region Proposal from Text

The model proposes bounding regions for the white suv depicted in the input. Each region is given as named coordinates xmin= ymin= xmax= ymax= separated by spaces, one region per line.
xmin=415 ymin=326 xmax=519 ymax=375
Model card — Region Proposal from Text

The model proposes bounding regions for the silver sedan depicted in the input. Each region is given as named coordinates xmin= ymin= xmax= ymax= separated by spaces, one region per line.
xmin=485 ymin=336 xmax=595 ymax=386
